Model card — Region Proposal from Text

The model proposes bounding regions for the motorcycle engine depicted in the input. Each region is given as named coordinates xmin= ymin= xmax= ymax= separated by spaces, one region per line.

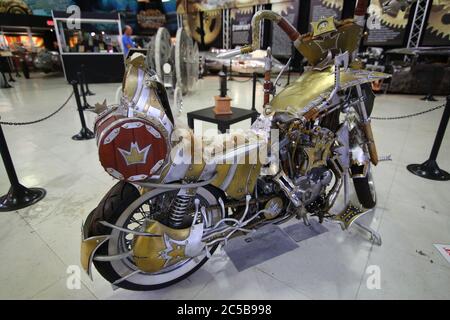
xmin=275 ymin=122 xmax=336 ymax=209
xmin=292 ymin=167 xmax=332 ymax=207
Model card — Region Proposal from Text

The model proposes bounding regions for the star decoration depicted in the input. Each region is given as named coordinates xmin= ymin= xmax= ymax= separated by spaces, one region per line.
xmin=158 ymin=234 xmax=187 ymax=267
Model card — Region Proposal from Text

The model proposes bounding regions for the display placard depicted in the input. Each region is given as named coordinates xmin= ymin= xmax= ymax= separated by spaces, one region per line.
xmin=363 ymin=0 xmax=410 ymax=46
xmin=271 ymin=1 xmax=299 ymax=57
xmin=231 ymin=6 xmax=253 ymax=46
xmin=422 ymin=0 xmax=450 ymax=46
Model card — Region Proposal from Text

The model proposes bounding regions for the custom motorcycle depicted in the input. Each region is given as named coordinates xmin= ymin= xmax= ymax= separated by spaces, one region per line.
xmin=81 ymin=11 xmax=390 ymax=291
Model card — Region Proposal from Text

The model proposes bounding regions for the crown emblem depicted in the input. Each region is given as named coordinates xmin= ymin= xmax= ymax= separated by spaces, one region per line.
xmin=118 ymin=142 xmax=151 ymax=166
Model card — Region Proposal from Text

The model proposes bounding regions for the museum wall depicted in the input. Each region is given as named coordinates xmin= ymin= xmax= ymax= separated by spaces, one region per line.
xmin=0 ymin=0 xmax=179 ymax=36
xmin=2 ymin=0 xmax=449 ymax=47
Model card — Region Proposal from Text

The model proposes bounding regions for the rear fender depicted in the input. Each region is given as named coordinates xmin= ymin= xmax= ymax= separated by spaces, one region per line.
xmin=80 ymin=211 xmax=110 ymax=280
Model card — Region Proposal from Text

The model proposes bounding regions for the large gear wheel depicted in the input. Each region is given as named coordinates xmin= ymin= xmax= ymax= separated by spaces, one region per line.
xmin=201 ymin=9 xmax=222 ymax=45
xmin=372 ymin=0 xmax=409 ymax=29
xmin=182 ymin=4 xmax=222 ymax=45
xmin=322 ymin=0 xmax=344 ymax=10
xmin=323 ymin=0 xmax=410 ymax=29
xmin=230 ymin=6 xmax=253 ymax=21
xmin=272 ymin=1 xmax=295 ymax=17
xmin=426 ymin=1 xmax=450 ymax=39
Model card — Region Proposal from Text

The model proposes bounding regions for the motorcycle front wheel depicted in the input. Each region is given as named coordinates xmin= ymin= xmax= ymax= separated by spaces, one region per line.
xmin=352 ymin=168 xmax=377 ymax=209
xmin=87 ymin=182 xmax=225 ymax=291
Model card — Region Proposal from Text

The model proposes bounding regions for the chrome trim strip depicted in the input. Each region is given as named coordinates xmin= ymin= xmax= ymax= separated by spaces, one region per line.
xmin=99 ymin=221 xmax=161 ymax=237
xmin=93 ymin=251 xmax=133 ymax=262
xmin=163 ymin=163 xmax=190 ymax=183
xmin=199 ymin=162 xmax=217 ymax=181
xmin=220 ymin=163 xmax=238 ymax=190
xmin=136 ymin=85 xmax=150 ymax=111
xmin=131 ymin=68 xmax=145 ymax=104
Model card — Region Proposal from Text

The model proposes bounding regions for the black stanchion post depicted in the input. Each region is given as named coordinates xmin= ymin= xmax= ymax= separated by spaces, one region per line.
xmin=7 ymin=57 xmax=15 ymax=82
xmin=77 ymin=71 xmax=93 ymax=110
xmin=71 ymin=80 xmax=95 ymax=141
xmin=81 ymin=64 xmax=95 ymax=96
xmin=8 ymin=56 xmax=20 ymax=78
xmin=14 ymin=59 xmax=21 ymax=77
xmin=221 ymin=64 xmax=227 ymax=76
xmin=407 ymin=96 xmax=450 ymax=181
xmin=219 ymin=71 xmax=227 ymax=97
xmin=420 ymin=64 xmax=444 ymax=102
xmin=228 ymin=59 xmax=234 ymax=81
xmin=0 ymin=124 xmax=46 ymax=211
xmin=1 ymin=72 xmax=12 ymax=88
xmin=421 ymin=79 xmax=438 ymax=102
xmin=252 ymin=72 xmax=257 ymax=111
xmin=21 ymin=59 xmax=30 ymax=79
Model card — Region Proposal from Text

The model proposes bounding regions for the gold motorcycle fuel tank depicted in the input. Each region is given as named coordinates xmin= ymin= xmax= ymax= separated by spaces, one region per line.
xmin=270 ymin=67 xmax=391 ymax=114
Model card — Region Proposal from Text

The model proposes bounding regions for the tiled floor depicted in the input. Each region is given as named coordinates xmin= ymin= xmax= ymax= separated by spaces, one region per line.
xmin=0 ymin=72 xmax=449 ymax=299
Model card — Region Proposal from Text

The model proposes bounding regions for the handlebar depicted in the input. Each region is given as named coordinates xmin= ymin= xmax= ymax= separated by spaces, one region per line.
xmin=217 ymin=10 xmax=301 ymax=59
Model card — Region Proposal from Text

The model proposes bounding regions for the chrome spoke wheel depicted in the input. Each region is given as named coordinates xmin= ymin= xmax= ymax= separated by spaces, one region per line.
xmin=107 ymin=187 xmax=223 ymax=287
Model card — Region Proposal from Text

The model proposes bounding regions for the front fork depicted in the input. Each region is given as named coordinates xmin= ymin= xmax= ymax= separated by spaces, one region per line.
xmin=356 ymin=84 xmax=379 ymax=166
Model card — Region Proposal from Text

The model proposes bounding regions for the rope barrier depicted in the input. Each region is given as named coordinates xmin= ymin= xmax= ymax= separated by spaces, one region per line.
xmin=0 ymin=91 xmax=74 ymax=126
xmin=230 ymin=77 xmax=253 ymax=83
xmin=371 ymin=103 xmax=445 ymax=120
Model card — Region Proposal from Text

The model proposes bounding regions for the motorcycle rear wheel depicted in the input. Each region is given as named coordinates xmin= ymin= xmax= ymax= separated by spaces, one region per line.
xmin=87 ymin=181 xmax=224 ymax=291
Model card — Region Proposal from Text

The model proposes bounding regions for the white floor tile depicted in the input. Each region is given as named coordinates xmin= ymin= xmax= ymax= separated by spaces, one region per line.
xmin=255 ymin=221 xmax=374 ymax=299
xmin=357 ymin=244 xmax=450 ymax=300
xmin=375 ymin=198 xmax=450 ymax=270
xmin=194 ymin=247 xmax=311 ymax=300
xmin=0 ymin=212 xmax=68 ymax=299
xmin=31 ymin=278 xmax=96 ymax=300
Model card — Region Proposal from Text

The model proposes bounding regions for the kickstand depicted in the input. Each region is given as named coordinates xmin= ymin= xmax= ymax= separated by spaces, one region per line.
xmin=353 ymin=220 xmax=382 ymax=246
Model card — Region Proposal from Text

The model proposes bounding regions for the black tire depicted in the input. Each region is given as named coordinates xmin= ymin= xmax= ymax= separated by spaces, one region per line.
xmin=87 ymin=182 xmax=223 ymax=291
xmin=88 ymin=181 xmax=140 ymax=237
xmin=352 ymin=169 xmax=376 ymax=209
